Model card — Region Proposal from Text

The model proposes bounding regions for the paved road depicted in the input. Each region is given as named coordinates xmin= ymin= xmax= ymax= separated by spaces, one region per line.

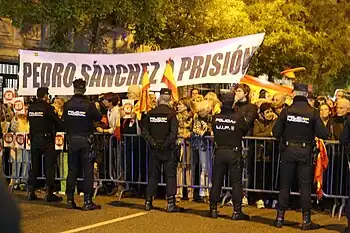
xmin=15 ymin=192 xmax=346 ymax=233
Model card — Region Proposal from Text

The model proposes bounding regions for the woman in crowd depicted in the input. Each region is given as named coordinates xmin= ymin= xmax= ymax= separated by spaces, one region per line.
xmin=9 ymin=103 xmax=30 ymax=190
xmin=193 ymin=99 xmax=214 ymax=203
xmin=252 ymin=102 xmax=278 ymax=208
xmin=319 ymin=103 xmax=334 ymax=139
xmin=175 ymin=98 xmax=193 ymax=202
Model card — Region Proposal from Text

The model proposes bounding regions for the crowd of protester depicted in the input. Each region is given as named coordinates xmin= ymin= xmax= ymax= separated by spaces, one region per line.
xmin=1 ymin=84 xmax=350 ymax=211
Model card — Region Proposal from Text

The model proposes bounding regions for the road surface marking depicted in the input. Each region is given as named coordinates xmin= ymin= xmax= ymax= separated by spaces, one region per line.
xmin=59 ymin=212 xmax=147 ymax=233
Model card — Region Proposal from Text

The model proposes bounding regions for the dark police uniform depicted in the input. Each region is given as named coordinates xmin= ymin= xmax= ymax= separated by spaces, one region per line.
xmin=142 ymin=88 xmax=182 ymax=212
xmin=0 ymin=176 xmax=20 ymax=233
xmin=63 ymin=79 xmax=102 ymax=210
xmin=209 ymin=92 xmax=249 ymax=220
xmin=27 ymin=87 xmax=63 ymax=202
xmin=340 ymin=116 xmax=350 ymax=233
xmin=272 ymin=83 xmax=328 ymax=230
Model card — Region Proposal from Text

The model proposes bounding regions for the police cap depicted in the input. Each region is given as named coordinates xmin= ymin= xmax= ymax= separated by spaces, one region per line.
xmin=160 ymin=88 xmax=172 ymax=96
xmin=220 ymin=92 xmax=234 ymax=108
xmin=37 ymin=87 xmax=49 ymax=98
xmin=293 ymin=83 xmax=308 ymax=92
xmin=73 ymin=79 xmax=87 ymax=89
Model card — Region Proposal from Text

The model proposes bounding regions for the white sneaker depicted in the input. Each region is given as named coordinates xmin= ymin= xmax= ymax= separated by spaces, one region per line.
xmin=272 ymin=200 xmax=278 ymax=209
xmin=242 ymin=196 xmax=248 ymax=207
xmin=256 ymin=200 xmax=265 ymax=209
xmin=227 ymin=199 xmax=233 ymax=206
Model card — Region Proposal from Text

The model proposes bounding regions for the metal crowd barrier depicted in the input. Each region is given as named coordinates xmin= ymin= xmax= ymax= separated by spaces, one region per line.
xmin=2 ymin=133 xmax=111 ymax=197
xmin=2 ymin=133 xmax=349 ymax=219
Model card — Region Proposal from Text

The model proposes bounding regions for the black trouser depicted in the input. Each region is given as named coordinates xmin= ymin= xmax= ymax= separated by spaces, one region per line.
xmin=27 ymin=137 xmax=56 ymax=191
xmin=278 ymin=147 xmax=313 ymax=211
xmin=66 ymin=135 xmax=94 ymax=198
xmin=210 ymin=148 xmax=243 ymax=204
xmin=146 ymin=150 xmax=177 ymax=197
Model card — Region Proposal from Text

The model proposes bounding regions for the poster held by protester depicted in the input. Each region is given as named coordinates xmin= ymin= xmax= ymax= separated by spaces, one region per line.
xmin=122 ymin=99 xmax=134 ymax=119
xmin=55 ymin=132 xmax=65 ymax=150
xmin=0 ymin=140 xmax=3 ymax=156
xmin=4 ymin=133 xmax=14 ymax=147
xmin=3 ymin=88 xmax=16 ymax=104
xmin=13 ymin=97 xmax=25 ymax=115
xmin=25 ymin=134 xmax=31 ymax=150
xmin=15 ymin=133 xmax=25 ymax=149
xmin=18 ymin=33 xmax=265 ymax=96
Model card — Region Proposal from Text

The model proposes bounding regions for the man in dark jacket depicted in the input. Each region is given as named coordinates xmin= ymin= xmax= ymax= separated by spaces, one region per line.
xmin=233 ymin=84 xmax=258 ymax=134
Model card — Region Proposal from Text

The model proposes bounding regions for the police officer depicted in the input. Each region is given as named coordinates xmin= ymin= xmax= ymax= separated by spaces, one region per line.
xmin=340 ymin=116 xmax=350 ymax=233
xmin=209 ymin=92 xmax=250 ymax=220
xmin=142 ymin=88 xmax=182 ymax=212
xmin=272 ymin=83 xmax=328 ymax=230
xmin=27 ymin=87 xmax=62 ymax=202
xmin=63 ymin=79 xmax=102 ymax=210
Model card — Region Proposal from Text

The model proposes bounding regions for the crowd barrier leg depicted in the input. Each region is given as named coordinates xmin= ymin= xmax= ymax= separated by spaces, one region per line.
xmin=339 ymin=198 xmax=347 ymax=220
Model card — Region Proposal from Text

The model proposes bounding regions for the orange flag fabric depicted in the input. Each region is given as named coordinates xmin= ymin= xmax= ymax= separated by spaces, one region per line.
xmin=134 ymin=68 xmax=152 ymax=121
xmin=161 ymin=59 xmax=179 ymax=101
xmin=314 ymin=139 xmax=329 ymax=200
xmin=140 ymin=68 xmax=151 ymax=112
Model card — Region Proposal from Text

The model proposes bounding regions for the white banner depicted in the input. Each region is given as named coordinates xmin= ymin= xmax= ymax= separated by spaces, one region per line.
xmin=18 ymin=33 xmax=265 ymax=96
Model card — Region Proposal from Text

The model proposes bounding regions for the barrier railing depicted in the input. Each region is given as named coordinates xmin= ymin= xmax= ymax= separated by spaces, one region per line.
xmin=2 ymin=133 xmax=349 ymax=218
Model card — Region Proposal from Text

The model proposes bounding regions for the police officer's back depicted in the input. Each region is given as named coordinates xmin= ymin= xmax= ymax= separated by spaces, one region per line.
xmin=209 ymin=92 xmax=249 ymax=220
xmin=340 ymin=116 xmax=350 ymax=233
xmin=142 ymin=88 xmax=182 ymax=212
xmin=272 ymin=83 xmax=328 ymax=230
xmin=27 ymin=87 xmax=62 ymax=202
xmin=63 ymin=79 xmax=102 ymax=211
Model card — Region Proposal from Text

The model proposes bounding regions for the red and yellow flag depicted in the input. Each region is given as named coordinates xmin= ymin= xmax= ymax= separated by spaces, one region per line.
xmin=314 ymin=138 xmax=329 ymax=200
xmin=161 ymin=59 xmax=179 ymax=101
xmin=140 ymin=68 xmax=151 ymax=112
xmin=134 ymin=68 xmax=151 ymax=120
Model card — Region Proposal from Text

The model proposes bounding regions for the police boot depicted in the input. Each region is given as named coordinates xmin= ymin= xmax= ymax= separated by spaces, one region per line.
xmin=66 ymin=195 xmax=77 ymax=209
xmin=166 ymin=196 xmax=184 ymax=213
xmin=145 ymin=197 xmax=153 ymax=211
xmin=301 ymin=209 xmax=321 ymax=230
xmin=345 ymin=218 xmax=350 ymax=233
xmin=82 ymin=194 xmax=101 ymax=211
xmin=27 ymin=186 xmax=38 ymax=201
xmin=231 ymin=204 xmax=250 ymax=221
xmin=273 ymin=209 xmax=285 ymax=228
xmin=210 ymin=202 xmax=218 ymax=218
xmin=45 ymin=187 xmax=63 ymax=202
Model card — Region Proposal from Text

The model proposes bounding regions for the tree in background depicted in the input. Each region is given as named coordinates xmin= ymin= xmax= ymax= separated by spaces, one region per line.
xmin=0 ymin=0 xmax=350 ymax=94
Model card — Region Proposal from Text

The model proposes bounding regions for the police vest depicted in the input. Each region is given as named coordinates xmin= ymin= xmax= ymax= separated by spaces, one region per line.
xmin=283 ymin=105 xmax=316 ymax=143
xmin=148 ymin=108 xmax=173 ymax=142
xmin=213 ymin=113 xmax=243 ymax=147
xmin=64 ymin=96 xmax=92 ymax=135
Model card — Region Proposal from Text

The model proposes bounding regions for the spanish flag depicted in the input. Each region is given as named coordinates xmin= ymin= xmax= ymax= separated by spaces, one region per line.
xmin=161 ymin=59 xmax=179 ymax=101
xmin=140 ymin=67 xmax=151 ymax=113
xmin=314 ymin=138 xmax=328 ymax=200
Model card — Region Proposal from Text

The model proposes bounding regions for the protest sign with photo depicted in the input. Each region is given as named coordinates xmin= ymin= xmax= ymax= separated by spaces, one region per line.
xmin=122 ymin=99 xmax=134 ymax=119
xmin=15 ymin=132 xmax=25 ymax=149
xmin=3 ymin=88 xmax=16 ymax=104
xmin=55 ymin=132 xmax=65 ymax=150
xmin=25 ymin=134 xmax=31 ymax=150
xmin=4 ymin=133 xmax=14 ymax=147
xmin=18 ymin=33 xmax=265 ymax=96
xmin=13 ymin=97 xmax=25 ymax=115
